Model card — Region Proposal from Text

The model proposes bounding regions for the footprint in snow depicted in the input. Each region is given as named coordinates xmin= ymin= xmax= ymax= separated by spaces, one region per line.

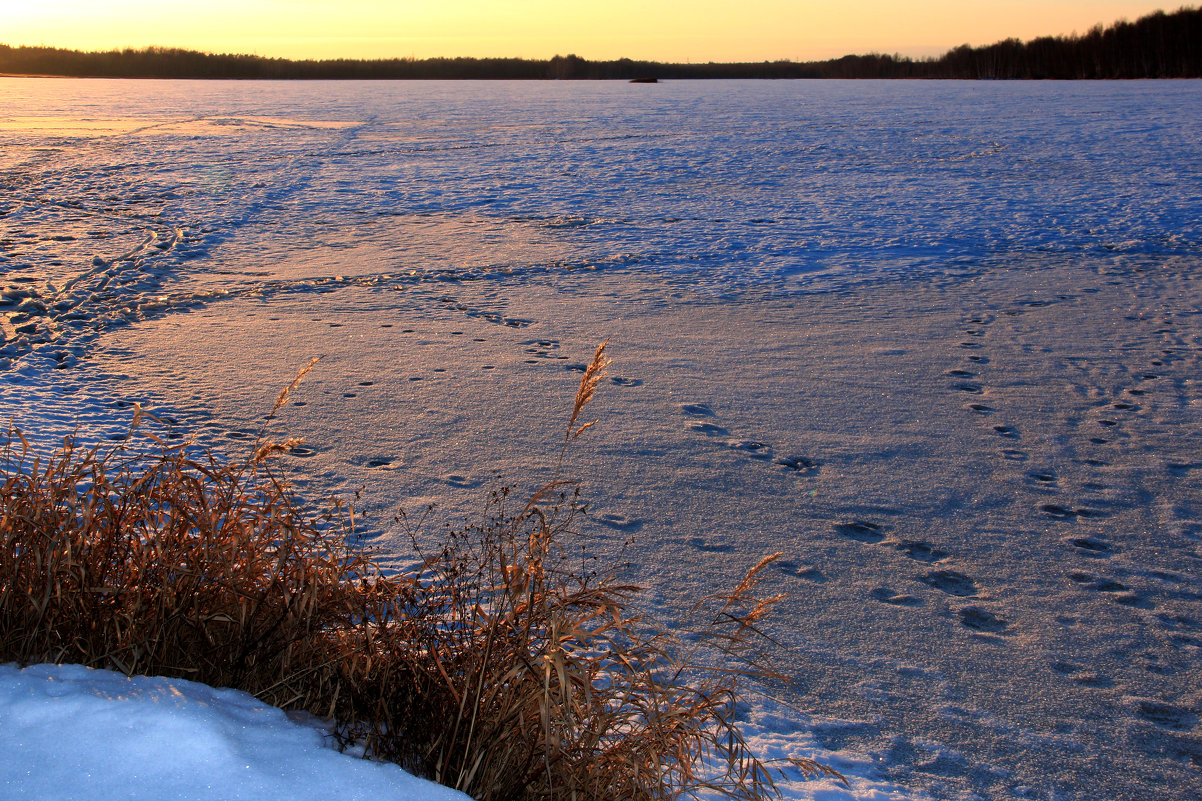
xmin=1114 ymin=592 xmax=1156 ymax=609
xmin=833 ymin=520 xmax=887 ymax=544
xmin=1043 ymin=504 xmax=1102 ymax=520
xmin=1066 ymin=536 xmax=1114 ymax=556
xmin=1134 ymin=700 xmax=1199 ymax=731
xmin=727 ymin=440 xmax=772 ymax=460
xmin=776 ymin=455 xmax=820 ymax=475
xmin=596 ymin=513 xmax=643 ymax=532
xmin=688 ymin=537 xmax=733 ymax=553
xmin=1068 ymin=572 xmax=1125 ymax=591
xmin=1026 ymin=469 xmax=1058 ymax=486
xmin=775 ymin=559 xmax=827 ymax=582
xmin=871 ymin=587 xmax=925 ymax=607
xmin=959 ymin=606 xmax=1009 ymax=633
xmin=920 ymin=570 xmax=978 ymax=597
xmin=895 ymin=540 xmax=948 ymax=563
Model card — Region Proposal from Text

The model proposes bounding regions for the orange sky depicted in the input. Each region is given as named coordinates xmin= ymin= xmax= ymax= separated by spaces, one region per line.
xmin=1 ymin=1 xmax=1182 ymax=62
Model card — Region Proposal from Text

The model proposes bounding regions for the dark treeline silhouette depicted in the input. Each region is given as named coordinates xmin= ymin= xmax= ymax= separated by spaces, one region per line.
xmin=2 ymin=6 xmax=1199 ymax=80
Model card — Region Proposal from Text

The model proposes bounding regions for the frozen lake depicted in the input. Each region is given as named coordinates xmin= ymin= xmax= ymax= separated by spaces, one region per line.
xmin=2 ymin=78 xmax=1200 ymax=300
xmin=3 ymin=79 xmax=1202 ymax=801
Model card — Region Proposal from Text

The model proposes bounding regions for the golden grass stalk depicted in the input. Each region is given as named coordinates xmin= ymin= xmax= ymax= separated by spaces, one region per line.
xmin=566 ymin=340 xmax=611 ymax=443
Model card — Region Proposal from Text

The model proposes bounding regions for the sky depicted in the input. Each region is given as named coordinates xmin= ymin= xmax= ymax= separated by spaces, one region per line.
xmin=0 ymin=1 xmax=1184 ymax=62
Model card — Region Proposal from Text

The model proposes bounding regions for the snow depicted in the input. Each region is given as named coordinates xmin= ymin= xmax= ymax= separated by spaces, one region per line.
xmin=2 ymin=78 xmax=1201 ymax=800
xmin=0 ymin=663 xmax=469 ymax=801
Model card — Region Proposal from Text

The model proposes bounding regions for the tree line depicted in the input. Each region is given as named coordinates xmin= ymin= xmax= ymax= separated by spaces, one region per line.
xmin=2 ymin=6 xmax=1198 ymax=80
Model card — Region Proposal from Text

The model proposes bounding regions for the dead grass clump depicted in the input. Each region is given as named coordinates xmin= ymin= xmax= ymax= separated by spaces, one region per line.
xmin=0 ymin=343 xmax=842 ymax=800
xmin=0 ymin=422 xmax=401 ymax=710
xmin=352 ymin=487 xmax=843 ymax=800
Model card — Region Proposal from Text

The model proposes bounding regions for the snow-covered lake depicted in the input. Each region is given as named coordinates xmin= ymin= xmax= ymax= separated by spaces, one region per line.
xmin=2 ymin=78 xmax=1199 ymax=298
xmin=2 ymin=79 xmax=1201 ymax=801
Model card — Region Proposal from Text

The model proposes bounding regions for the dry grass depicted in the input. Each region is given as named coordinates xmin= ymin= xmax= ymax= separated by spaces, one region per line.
xmin=0 ymin=345 xmax=843 ymax=800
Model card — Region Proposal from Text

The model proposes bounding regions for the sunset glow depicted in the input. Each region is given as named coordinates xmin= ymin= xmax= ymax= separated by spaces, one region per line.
xmin=2 ymin=1 xmax=1183 ymax=62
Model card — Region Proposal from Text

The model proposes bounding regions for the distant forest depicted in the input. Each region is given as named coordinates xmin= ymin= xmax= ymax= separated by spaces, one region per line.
xmin=2 ymin=6 xmax=1199 ymax=80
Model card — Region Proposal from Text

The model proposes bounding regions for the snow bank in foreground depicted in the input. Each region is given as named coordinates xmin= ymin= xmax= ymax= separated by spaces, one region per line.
xmin=0 ymin=663 xmax=922 ymax=801
xmin=0 ymin=663 xmax=469 ymax=801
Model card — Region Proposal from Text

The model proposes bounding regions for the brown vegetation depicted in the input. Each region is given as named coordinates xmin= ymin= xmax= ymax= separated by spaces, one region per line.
xmin=0 ymin=347 xmax=842 ymax=800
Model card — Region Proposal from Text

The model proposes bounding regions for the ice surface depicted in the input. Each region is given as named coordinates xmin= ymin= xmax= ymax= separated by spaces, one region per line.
xmin=2 ymin=78 xmax=1200 ymax=801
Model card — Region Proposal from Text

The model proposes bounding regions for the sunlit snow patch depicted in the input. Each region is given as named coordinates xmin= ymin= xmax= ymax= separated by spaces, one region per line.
xmin=0 ymin=663 xmax=469 ymax=801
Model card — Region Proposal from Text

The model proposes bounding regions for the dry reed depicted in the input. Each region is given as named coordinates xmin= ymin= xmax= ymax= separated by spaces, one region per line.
xmin=0 ymin=344 xmax=842 ymax=800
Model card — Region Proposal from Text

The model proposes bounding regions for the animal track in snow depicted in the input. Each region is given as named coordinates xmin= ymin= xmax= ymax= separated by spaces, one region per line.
xmin=920 ymin=569 xmax=978 ymax=597
xmin=776 ymin=455 xmax=820 ymax=475
xmin=1134 ymin=700 xmax=1198 ymax=731
xmin=833 ymin=520 xmax=887 ymax=543
xmin=1049 ymin=661 xmax=1112 ymax=687
xmin=688 ymin=537 xmax=733 ymax=553
xmin=895 ymin=540 xmax=949 ymax=563
xmin=438 ymin=295 xmax=531 ymax=328
xmin=1068 ymin=572 xmax=1128 ymax=592
xmin=959 ymin=606 xmax=1009 ymax=633
xmin=521 ymin=339 xmax=567 ymax=362
xmin=727 ymin=440 xmax=772 ymax=460
xmin=1065 ymin=536 xmax=1114 ymax=556
xmin=596 ymin=513 xmax=643 ymax=532
xmin=679 ymin=402 xmax=816 ymax=474
xmin=1027 ymin=470 xmax=1058 ymax=485
xmin=775 ymin=559 xmax=827 ymax=582
xmin=871 ymin=587 xmax=925 ymax=607
xmin=1043 ymin=504 xmax=1101 ymax=520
